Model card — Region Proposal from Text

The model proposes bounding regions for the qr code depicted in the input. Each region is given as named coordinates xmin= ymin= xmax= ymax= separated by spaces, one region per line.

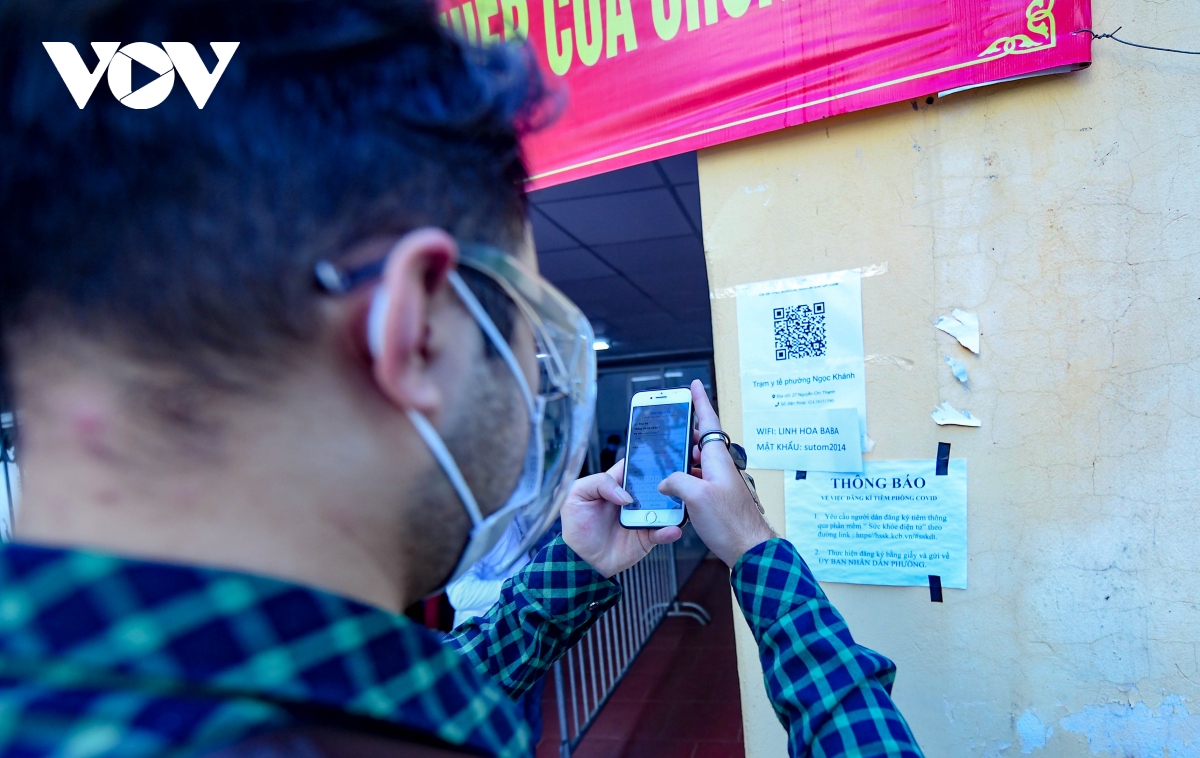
xmin=773 ymin=303 xmax=826 ymax=360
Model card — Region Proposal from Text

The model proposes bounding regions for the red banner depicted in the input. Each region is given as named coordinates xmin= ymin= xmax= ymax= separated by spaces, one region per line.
xmin=439 ymin=0 xmax=1090 ymax=188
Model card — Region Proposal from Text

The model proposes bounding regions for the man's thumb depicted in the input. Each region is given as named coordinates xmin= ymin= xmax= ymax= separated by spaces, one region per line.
xmin=659 ymin=471 xmax=703 ymax=504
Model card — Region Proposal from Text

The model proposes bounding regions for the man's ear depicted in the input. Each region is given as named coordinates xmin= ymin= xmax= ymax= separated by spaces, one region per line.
xmin=369 ymin=228 xmax=459 ymax=415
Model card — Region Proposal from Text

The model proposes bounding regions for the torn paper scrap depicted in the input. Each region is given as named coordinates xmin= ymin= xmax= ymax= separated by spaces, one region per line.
xmin=935 ymin=309 xmax=980 ymax=354
xmin=931 ymin=401 xmax=981 ymax=427
xmin=945 ymin=356 xmax=969 ymax=384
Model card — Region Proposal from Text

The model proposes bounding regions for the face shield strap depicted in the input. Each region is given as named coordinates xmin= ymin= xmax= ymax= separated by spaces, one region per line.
xmin=447 ymin=270 xmax=535 ymax=416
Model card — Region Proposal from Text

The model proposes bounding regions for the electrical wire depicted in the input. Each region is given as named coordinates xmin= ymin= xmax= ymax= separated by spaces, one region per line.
xmin=1075 ymin=27 xmax=1200 ymax=55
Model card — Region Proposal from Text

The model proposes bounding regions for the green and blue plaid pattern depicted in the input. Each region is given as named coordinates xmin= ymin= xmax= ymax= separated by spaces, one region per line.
xmin=0 ymin=535 xmax=618 ymax=757
xmin=0 ymin=531 xmax=918 ymax=758
xmin=732 ymin=539 xmax=925 ymax=757
xmin=449 ymin=536 xmax=621 ymax=696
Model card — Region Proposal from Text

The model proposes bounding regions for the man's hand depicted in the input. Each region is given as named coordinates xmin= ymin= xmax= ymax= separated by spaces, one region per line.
xmin=561 ymin=460 xmax=682 ymax=579
xmin=659 ymin=380 xmax=777 ymax=568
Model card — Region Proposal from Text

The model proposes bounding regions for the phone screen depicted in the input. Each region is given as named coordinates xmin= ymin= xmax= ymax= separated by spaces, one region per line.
xmin=623 ymin=402 xmax=691 ymax=512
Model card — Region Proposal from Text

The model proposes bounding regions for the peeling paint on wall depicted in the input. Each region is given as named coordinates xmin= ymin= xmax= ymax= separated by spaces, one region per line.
xmin=1017 ymin=710 xmax=1051 ymax=753
xmin=866 ymin=354 xmax=915 ymax=370
xmin=700 ymin=1 xmax=1200 ymax=746
xmin=969 ymin=737 xmax=1014 ymax=757
xmin=1059 ymin=696 xmax=1200 ymax=757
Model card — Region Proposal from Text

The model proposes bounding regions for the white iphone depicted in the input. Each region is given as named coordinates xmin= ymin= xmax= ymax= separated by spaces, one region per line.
xmin=618 ymin=387 xmax=694 ymax=529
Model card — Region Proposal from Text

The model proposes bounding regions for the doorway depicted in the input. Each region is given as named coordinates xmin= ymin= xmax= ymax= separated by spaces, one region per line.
xmin=529 ymin=151 xmax=714 ymax=467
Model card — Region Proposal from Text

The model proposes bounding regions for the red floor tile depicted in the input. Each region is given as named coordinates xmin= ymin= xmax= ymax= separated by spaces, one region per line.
xmin=608 ymin=650 xmax=673 ymax=699
xmin=537 ymin=558 xmax=745 ymax=758
xmin=642 ymin=628 xmax=686 ymax=654
xmin=655 ymin=655 xmax=738 ymax=701
xmin=692 ymin=741 xmax=746 ymax=758
xmin=656 ymin=699 xmax=743 ymax=743
xmin=619 ymin=739 xmax=699 ymax=758
xmin=583 ymin=699 xmax=658 ymax=743
xmin=569 ymin=738 xmax=627 ymax=758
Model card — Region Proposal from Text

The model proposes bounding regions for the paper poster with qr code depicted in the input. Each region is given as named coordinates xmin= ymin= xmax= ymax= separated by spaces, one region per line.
xmin=736 ymin=268 xmax=867 ymax=472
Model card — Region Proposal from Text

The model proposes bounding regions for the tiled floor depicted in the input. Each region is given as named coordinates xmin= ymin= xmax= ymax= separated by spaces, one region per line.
xmin=537 ymin=558 xmax=746 ymax=758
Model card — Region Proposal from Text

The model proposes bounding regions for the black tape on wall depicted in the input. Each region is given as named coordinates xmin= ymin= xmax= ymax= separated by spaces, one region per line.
xmin=935 ymin=442 xmax=951 ymax=476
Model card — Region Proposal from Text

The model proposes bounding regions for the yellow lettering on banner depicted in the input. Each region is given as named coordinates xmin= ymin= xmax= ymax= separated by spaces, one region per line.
xmin=544 ymin=0 xmax=573 ymax=75
xmin=573 ymin=0 xmax=603 ymax=65
xmin=722 ymin=0 xmax=750 ymax=17
xmin=447 ymin=6 xmax=466 ymax=38
xmin=501 ymin=0 xmax=530 ymax=39
xmin=705 ymin=0 xmax=718 ymax=24
xmin=685 ymin=0 xmax=700 ymax=30
xmin=462 ymin=1 xmax=481 ymax=43
xmin=605 ymin=0 xmax=638 ymax=56
xmin=652 ymin=0 xmax=682 ymax=40
xmin=477 ymin=0 xmax=501 ymax=42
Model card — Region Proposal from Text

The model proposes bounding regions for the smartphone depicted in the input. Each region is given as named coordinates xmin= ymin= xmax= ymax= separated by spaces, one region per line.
xmin=618 ymin=387 xmax=694 ymax=529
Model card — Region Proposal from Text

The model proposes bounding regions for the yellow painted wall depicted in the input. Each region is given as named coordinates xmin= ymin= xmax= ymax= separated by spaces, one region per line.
xmin=696 ymin=3 xmax=1200 ymax=754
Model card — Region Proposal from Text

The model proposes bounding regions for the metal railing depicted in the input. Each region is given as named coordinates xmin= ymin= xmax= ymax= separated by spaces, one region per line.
xmin=551 ymin=524 xmax=710 ymax=758
xmin=0 ymin=414 xmax=15 ymax=542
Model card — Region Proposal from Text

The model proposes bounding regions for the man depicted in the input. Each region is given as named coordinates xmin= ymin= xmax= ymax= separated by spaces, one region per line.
xmin=0 ymin=1 xmax=924 ymax=756
xmin=600 ymin=434 xmax=622 ymax=471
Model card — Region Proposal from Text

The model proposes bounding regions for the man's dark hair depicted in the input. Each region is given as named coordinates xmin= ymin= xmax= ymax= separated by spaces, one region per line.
xmin=0 ymin=0 xmax=545 ymax=405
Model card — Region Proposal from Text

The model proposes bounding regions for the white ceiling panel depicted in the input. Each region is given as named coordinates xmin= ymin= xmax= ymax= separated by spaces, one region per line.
xmin=676 ymin=305 xmax=715 ymax=323
xmin=555 ymin=276 xmax=662 ymax=319
xmin=528 ymin=153 xmax=711 ymax=360
xmin=530 ymin=162 xmax=663 ymax=202
xmin=536 ymin=247 xmax=613 ymax=282
xmin=537 ymin=188 xmax=692 ymax=246
xmin=529 ymin=208 xmax=577 ymax=252
xmin=592 ymin=235 xmax=703 ymax=275
xmin=674 ymin=183 xmax=703 ymax=230
xmin=628 ymin=269 xmax=710 ymax=309
xmin=658 ymin=152 xmax=699 ymax=184
xmin=606 ymin=316 xmax=709 ymax=355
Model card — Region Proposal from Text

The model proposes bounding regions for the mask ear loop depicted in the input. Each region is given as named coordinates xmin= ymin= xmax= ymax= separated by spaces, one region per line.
xmin=405 ymin=409 xmax=484 ymax=526
xmin=374 ymin=271 xmax=541 ymax=535
xmin=367 ymin=285 xmax=485 ymax=528
xmin=446 ymin=271 xmax=536 ymax=417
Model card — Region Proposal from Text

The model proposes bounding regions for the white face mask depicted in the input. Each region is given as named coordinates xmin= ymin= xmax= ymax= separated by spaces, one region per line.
xmin=409 ymin=394 xmax=548 ymax=586
xmin=314 ymin=240 xmax=595 ymax=598
xmin=368 ymin=272 xmax=550 ymax=589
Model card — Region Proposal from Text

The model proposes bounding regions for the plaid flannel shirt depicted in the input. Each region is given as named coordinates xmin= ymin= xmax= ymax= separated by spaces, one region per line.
xmin=0 ymin=530 xmax=921 ymax=758
xmin=0 ymin=535 xmax=620 ymax=757
xmin=732 ymin=539 xmax=924 ymax=757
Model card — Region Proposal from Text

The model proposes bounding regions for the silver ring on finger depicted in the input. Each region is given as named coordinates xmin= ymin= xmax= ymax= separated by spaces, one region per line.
xmin=698 ymin=430 xmax=731 ymax=450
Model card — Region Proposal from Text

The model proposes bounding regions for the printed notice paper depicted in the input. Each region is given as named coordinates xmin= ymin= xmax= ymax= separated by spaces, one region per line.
xmin=785 ymin=460 xmax=968 ymax=589
xmin=736 ymin=269 xmax=867 ymax=472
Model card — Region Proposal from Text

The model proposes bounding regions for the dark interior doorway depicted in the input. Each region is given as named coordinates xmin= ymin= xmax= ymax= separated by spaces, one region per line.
xmin=530 ymin=152 xmax=714 ymax=470
xmin=530 ymin=152 xmax=711 ymax=362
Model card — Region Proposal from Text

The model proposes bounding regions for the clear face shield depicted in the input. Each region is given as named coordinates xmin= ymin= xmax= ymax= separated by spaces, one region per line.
xmin=315 ymin=241 xmax=597 ymax=588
